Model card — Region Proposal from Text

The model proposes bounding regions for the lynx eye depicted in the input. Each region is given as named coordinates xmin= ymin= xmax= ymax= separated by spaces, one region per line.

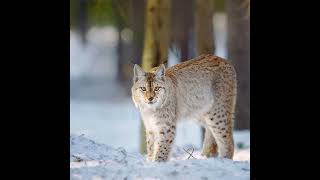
xmin=140 ymin=87 xmax=146 ymax=91
xmin=154 ymin=87 xmax=160 ymax=91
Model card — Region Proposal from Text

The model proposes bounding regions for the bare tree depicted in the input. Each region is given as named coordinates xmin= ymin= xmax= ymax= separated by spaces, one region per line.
xmin=226 ymin=0 xmax=250 ymax=130
xmin=195 ymin=0 xmax=215 ymax=55
xmin=171 ymin=0 xmax=194 ymax=61
xmin=77 ymin=0 xmax=89 ymax=45
xmin=131 ymin=0 xmax=145 ymax=66
xmin=112 ymin=0 xmax=132 ymax=83
xmin=113 ymin=0 xmax=145 ymax=94
xmin=142 ymin=0 xmax=171 ymax=68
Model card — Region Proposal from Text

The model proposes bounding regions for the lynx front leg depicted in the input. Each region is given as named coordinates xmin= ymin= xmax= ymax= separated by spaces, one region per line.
xmin=201 ymin=127 xmax=218 ymax=157
xmin=146 ymin=131 xmax=155 ymax=162
xmin=152 ymin=124 xmax=176 ymax=162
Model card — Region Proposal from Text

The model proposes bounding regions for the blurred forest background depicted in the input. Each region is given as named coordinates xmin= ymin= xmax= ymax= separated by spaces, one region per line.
xmin=70 ymin=0 xmax=249 ymax=154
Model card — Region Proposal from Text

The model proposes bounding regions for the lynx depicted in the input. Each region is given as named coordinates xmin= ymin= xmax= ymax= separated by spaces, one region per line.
xmin=131 ymin=54 xmax=237 ymax=162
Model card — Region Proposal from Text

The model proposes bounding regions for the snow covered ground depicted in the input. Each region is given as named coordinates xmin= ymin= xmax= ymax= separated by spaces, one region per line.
xmin=70 ymin=134 xmax=249 ymax=180
xmin=70 ymin=97 xmax=249 ymax=180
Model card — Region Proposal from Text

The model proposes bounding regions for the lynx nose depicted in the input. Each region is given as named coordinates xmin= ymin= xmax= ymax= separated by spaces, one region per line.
xmin=148 ymin=97 xmax=153 ymax=101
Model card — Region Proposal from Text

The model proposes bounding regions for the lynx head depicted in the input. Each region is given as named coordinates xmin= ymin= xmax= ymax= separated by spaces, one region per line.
xmin=131 ymin=64 xmax=168 ymax=109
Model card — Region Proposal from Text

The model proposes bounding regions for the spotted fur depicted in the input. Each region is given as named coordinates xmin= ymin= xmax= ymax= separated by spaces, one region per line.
xmin=132 ymin=54 xmax=237 ymax=162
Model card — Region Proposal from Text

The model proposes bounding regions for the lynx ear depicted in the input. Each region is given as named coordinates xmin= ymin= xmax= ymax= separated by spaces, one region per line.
xmin=155 ymin=64 xmax=165 ymax=78
xmin=133 ymin=64 xmax=145 ymax=83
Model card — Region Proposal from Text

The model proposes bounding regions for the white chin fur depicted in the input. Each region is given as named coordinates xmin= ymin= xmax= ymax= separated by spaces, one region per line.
xmin=140 ymin=101 xmax=161 ymax=111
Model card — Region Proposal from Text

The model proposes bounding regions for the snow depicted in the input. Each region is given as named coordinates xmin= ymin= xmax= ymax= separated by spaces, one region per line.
xmin=70 ymin=134 xmax=250 ymax=180
xmin=70 ymin=27 xmax=118 ymax=80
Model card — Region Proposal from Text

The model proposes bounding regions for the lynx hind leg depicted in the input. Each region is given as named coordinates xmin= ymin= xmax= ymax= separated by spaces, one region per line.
xmin=204 ymin=63 xmax=237 ymax=159
xmin=204 ymin=102 xmax=234 ymax=159
xmin=201 ymin=127 xmax=218 ymax=157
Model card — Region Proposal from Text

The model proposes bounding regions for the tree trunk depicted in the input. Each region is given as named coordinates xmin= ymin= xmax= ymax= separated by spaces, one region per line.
xmin=112 ymin=0 xmax=126 ymax=83
xmin=195 ymin=0 xmax=215 ymax=55
xmin=171 ymin=0 xmax=193 ymax=61
xmin=142 ymin=0 xmax=171 ymax=68
xmin=131 ymin=0 xmax=145 ymax=65
xmin=195 ymin=0 xmax=215 ymax=154
xmin=78 ymin=0 xmax=88 ymax=45
xmin=115 ymin=25 xmax=125 ymax=82
xmin=117 ymin=0 xmax=145 ymax=95
xmin=140 ymin=0 xmax=171 ymax=154
xmin=226 ymin=0 xmax=250 ymax=130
